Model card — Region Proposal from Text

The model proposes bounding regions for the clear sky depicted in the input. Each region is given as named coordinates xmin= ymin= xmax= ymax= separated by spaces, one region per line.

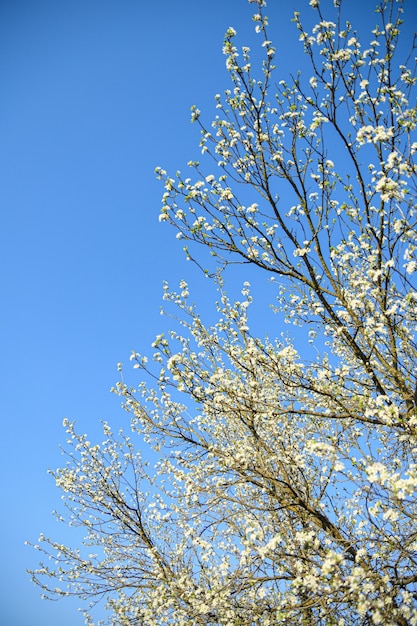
xmin=1 ymin=1 xmax=416 ymax=624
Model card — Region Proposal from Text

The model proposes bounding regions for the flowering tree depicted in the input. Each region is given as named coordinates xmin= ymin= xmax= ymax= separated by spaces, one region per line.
xmin=31 ymin=0 xmax=417 ymax=624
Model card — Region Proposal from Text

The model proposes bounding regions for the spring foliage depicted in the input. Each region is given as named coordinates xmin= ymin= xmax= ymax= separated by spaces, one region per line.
xmin=31 ymin=0 xmax=417 ymax=624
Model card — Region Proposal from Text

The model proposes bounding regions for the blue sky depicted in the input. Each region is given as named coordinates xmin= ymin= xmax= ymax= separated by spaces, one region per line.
xmin=1 ymin=1 xmax=416 ymax=624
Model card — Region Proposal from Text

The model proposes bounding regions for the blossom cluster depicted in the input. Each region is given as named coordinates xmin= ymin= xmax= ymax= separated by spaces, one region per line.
xmin=30 ymin=1 xmax=417 ymax=623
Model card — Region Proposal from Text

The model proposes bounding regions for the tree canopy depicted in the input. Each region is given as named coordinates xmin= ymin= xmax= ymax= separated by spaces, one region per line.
xmin=30 ymin=1 xmax=417 ymax=624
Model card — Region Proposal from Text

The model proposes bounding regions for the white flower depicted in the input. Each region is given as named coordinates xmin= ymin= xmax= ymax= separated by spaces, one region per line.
xmin=366 ymin=462 xmax=389 ymax=484
xmin=375 ymin=176 xmax=400 ymax=201
xmin=386 ymin=152 xmax=398 ymax=169
xmin=220 ymin=188 xmax=234 ymax=200
xmin=294 ymin=246 xmax=311 ymax=257
xmin=356 ymin=125 xmax=394 ymax=144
